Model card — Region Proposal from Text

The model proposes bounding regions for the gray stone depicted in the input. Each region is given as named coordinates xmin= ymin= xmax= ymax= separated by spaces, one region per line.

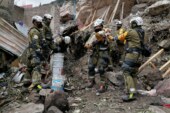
xmin=155 ymin=78 xmax=170 ymax=97
xmin=158 ymin=38 xmax=170 ymax=50
xmin=145 ymin=0 xmax=170 ymax=16
xmin=131 ymin=3 xmax=148 ymax=14
xmin=105 ymin=72 xmax=123 ymax=86
xmin=148 ymin=105 xmax=166 ymax=113
xmin=10 ymin=103 xmax=44 ymax=113
xmin=47 ymin=106 xmax=63 ymax=113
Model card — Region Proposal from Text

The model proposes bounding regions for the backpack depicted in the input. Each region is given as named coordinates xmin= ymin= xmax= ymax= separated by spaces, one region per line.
xmin=135 ymin=28 xmax=151 ymax=57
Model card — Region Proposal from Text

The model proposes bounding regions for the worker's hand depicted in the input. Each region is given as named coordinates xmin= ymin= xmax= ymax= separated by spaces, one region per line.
xmin=84 ymin=44 xmax=92 ymax=49
xmin=113 ymin=36 xmax=118 ymax=41
xmin=108 ymin=36 xmax=114 ymax=41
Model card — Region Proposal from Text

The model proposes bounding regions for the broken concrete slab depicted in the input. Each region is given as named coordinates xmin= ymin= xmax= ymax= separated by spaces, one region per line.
xmin=145 ymin=0 xmax=170 ymax=16
xmin=131 ymin=3 xmax=148 ymax=14
xmin=105 ymin=71 xmax=123 ymax=86
xmin=44 ymin=91 xmax=69 ymax=113
xmin=47 ymin=106 xmax=63 ymax=113
xmin=9 ymin=103 xmax=44 ymax=113
xmin=158 ymin=38 xmax=170 ymax=50
xmin=154 ymin=78 xmax=170 ymax=97
xmin=148 ymin=105 xmax=166 ymax=113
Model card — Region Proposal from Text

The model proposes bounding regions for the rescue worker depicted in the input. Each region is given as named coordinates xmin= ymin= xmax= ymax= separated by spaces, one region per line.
xmin=42 ymin=14 xmax=54 ymax=61
xmin=113 ymin=17 xmax=144 ymax=101
xmin=85 ymin=19 xmax=111 ymax=94
xmin=27 ymin=15 xmax=43 ymax=91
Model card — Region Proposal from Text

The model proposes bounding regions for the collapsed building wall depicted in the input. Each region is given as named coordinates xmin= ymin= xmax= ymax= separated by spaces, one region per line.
xmin=0 ymin=0 xmax=14 ymax=23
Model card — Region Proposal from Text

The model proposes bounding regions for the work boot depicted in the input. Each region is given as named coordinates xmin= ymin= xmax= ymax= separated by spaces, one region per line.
xmin=86 ymin=77 xmax=95 ymax=88
xmin=121 ymin=93 xmax=137 ymax=102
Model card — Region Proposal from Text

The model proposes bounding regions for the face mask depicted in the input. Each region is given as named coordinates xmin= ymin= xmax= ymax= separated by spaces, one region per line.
xmin=94 ymin=28 xmax=102 ymax=32
xmin=46 ymin=19 xmax=52 ymax=26
xmin=37 ymin=22 xmax=43 ymax=28
xmin=117 ymin=25 xmax=122 ymax=30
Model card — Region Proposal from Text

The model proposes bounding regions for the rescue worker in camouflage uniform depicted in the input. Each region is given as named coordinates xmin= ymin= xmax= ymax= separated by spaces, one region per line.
xmin=42 ymin=14 xmax=55 ymax=61
xmin=85 ymin=19 xmax=111 ymax=94
xmin=27 ymin=15 xmax=43 ymax=91
xmin=113 ymin=17 xmax=144 ymax=101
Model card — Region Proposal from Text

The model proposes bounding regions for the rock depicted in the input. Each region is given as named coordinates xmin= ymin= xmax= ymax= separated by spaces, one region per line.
xmin=10 ymin=103 xmax=44 ymax=113
xmin=105 ymin=72 xmax=123 ymax=86
xmin=137 ymin=89 xmax=157 ymax=96
xmin=155 ymin=78 xmax=170 ymax=97
xmin=131 ymin=3 xmax=148 ymax=14
xmin=47 ymin=106 xmax=63 ymax=113
xmin=161 ymin=96 xmax=170 ymax=104
xmin=145 ymin=0 xmax=170 ymax=16
xmin=39 ymin=89 xmax=51 ymax=96
xmin=158 ymin=38 xmax=170 ymax=50
xmin=44 ymin=91 xmax=69 ymax=113
xmin=148 ymin=105 xmax=166 ymax=113
xmin=73 ymin=109 xmax=81 ymax=113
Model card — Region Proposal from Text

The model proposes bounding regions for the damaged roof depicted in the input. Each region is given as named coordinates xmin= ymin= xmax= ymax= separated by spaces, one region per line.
xmin=0 ymin=18 xmax=29 ymax=57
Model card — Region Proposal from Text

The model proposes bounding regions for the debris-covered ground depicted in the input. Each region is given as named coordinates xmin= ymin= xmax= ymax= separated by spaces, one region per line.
xmin=1 ymin=0 xmax=170 ymax=113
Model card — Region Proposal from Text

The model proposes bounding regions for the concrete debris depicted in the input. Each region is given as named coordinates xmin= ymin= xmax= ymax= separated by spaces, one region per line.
xmin=158 ymin=38 xmax=170 ymax=50
xmin=131 ymin=3 xmax=148 ymax=14
xmin=155 ymin=78 xmax=170 ymax=97
xmin=148 ymin=105 xmax=166 ymax=113
xmin=73 ymin=109 xmax=81 ymax=113
xmin=9 ymin=103 xmax=44 ymax=113
xmin=44 ymin=91 xmax=69 ymax=113
xmin=145 ymin=0 xmax=170 ymax=16
xmin=47 ymin=106 xmax=63 ymax=113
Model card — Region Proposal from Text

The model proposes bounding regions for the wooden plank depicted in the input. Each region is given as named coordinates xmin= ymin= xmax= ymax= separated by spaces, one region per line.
xmin=149 ymin=62 xmax=157 ymax=70
xmin=162 ymin=68 xmax=170 ymax=78
xmin=138 ymin=49 xmax=164 ymax=72
xmin=101 ymin=7 xmax=108 ymax=20
xmin=91 ymin=0 xmax=100 ymax=23
xmin=159 ymin=60 xmax=170 ymax=71
xmin=104 ymin=5 xmax=111 ymax=21
xmin=109 ymin=0 xmax=121 ymax=23
xmin=120 ymin=2 xmax=125 ymax=20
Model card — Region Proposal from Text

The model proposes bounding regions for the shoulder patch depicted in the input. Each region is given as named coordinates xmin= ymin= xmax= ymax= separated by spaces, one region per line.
xmin=33 ymin=35 xmax=38 ymax=39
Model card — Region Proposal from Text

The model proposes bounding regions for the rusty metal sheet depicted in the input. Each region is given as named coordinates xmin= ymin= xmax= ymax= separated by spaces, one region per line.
xmin=0 ymin=18 xmax=28 ymax=57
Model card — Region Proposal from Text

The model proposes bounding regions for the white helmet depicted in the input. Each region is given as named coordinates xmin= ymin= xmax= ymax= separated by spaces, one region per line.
xmin=94 ymin=19 xmax=104 ymax=27
xmin=44 ymin=14 xmax=53 ymax=19
xmin=116 ymin=20 xmax=122 ymax=25
xmin=130 ymin=16 xmax=143 ymax=26
xmin=64 ymin=36 xmax=71 ymax=44
xmin=32 ymin=15 xmax=42 ymax=22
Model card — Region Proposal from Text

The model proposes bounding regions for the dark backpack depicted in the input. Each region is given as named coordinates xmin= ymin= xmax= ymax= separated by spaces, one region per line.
xmin=135 ymin=28 xmax=151 ymax=57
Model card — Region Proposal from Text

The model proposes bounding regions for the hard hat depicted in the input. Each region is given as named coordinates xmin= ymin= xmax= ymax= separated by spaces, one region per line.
xmin=94 ymin=19 xmax=104 ymax=27
xmin=130 ymin=16 xmax=143 ymax=26
xmin=44 ymin=14 xmax=53 ymax=19
xmin=116 ymin=20 xmax=122 ymax=25
xmin=64 ymin=36 xmax=71 ymax=44
xmin=32 ymin=15 xmax=42 ymax=22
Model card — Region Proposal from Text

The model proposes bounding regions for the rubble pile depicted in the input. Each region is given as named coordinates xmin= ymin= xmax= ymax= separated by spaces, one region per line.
xmin=1 ymin=0 xmax=170 ymax=113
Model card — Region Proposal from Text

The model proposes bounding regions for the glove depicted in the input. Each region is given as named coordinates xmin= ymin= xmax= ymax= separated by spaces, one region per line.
xmin=84 ymin=44 xmax=92 ymax=49
xmin=113 ymin=36 xmax=118 ymax=41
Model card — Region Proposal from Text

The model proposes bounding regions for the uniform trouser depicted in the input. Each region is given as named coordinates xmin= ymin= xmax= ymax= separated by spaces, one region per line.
xmin=122 ymin=52 xmax=141 ymax=93
xmin=88 ymin=50 xmax=110 ymax=82
xmin=123 ymin=69 xmax=138 ymax=93
xmin=28 ymin=53 xmax=42 ymax=89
